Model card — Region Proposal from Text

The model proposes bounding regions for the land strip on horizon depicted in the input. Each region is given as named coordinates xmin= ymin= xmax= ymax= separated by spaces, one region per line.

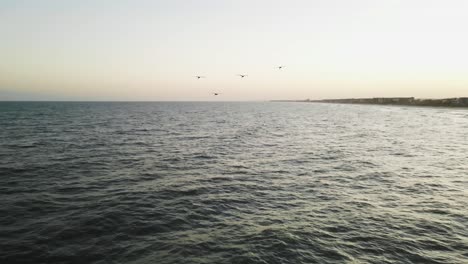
xmin=272 ymin=97 xmax=468 ymax=107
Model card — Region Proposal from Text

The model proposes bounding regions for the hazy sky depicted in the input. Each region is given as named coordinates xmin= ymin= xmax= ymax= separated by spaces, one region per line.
xmin=1 ymin=0 xmax=467 ymax=101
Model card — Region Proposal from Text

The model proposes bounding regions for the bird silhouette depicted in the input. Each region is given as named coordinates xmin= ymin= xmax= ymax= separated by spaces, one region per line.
xmin=194 ymin=76 xmax=205 ymax=79
xmin=237 ymin=74 xmax=248 ymax=78
xmin=213 ymin=93 xmax=221 ymax=96
xmin=277 ymin=66 xmax=285 ymax=70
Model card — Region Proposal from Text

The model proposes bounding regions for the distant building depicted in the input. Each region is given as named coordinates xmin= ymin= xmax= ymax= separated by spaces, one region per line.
xmin=373 ymin=97 xmax=414 ymax=104
xmin=457 ymin=97 xmax=468 ymax=106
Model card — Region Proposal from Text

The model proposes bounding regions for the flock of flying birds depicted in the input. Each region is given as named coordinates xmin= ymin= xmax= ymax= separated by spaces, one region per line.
xmin=195 ymin=65 xmax=286 ymax=96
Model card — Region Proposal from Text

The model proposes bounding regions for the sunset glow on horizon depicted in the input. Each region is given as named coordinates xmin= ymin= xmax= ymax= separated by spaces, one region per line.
xmin=1 ymin=0 xmax=467 ymax=101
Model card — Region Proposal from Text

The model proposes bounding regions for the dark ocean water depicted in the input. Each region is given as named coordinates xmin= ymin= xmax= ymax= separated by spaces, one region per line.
xmin=1 ymin=102 xmax=467 ymax=264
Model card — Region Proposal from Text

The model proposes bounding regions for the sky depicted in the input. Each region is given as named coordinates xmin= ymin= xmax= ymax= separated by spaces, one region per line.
xmin=1 ymin=0 xmax=467 ymax=101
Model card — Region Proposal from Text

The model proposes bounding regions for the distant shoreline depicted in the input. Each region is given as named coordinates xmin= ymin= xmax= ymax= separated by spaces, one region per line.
xmin=271 ymin=97 xmax=468 ymax=108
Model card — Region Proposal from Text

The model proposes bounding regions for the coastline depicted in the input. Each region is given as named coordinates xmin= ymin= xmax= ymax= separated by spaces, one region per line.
xmin=272 ymin=97 xmax=468 ymax=108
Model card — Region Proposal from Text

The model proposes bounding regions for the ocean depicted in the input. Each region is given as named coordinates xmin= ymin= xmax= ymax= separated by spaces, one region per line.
xmin=1 ymin=102 xmax=467 ymax=263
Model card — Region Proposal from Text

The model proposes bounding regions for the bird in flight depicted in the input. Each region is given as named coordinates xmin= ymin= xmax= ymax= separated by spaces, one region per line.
xmin=194 ymin=76 xmax=205 ymax=79
xmin=237 ymin=74 xmax=248 ymax=78
xmin=277 ymin=66 xmax=285 ymax=70
xmin=213 ymin=93 xmax=221 ymax=96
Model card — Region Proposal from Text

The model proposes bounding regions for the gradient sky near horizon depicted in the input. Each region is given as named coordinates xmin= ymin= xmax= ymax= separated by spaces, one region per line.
xmin=1 ymin=0 xmax=467 ymax=101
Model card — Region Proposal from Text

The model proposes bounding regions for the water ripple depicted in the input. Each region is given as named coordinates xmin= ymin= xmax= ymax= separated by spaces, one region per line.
xmin=1 ymin=102 xmax=467 ymax=263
